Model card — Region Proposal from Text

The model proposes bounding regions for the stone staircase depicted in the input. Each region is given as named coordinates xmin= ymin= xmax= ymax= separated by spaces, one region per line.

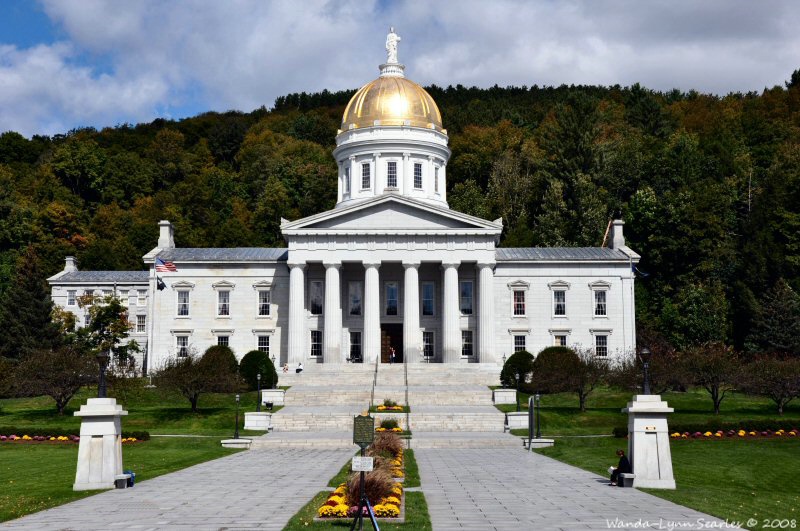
xmin=251 ymin=362 xmax=519 ymax=449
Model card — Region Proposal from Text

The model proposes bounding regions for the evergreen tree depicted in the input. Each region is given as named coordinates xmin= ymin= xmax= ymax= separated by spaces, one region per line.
xmin=746 ymin=278 xmax=800 ymax=356
xmin=0 ymin=247 xmax=60 ymax=359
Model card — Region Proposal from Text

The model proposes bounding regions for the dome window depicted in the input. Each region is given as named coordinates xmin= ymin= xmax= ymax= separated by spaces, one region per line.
xmin=413 ymin=163 xmax=423 ymax=189
xmin=387 ymin=161 xmax=398 ymax=188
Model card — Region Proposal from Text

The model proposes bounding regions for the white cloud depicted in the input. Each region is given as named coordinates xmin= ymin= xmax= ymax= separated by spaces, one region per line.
xmin=0 ymin=0 xmax=799 ymax=137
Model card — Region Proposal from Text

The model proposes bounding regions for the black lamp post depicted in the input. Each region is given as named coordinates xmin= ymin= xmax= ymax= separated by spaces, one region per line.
xmin=639 ymin=347 xmax=652 ymax=395
xmin=256 ymin=373 xmax=262 ymax=413
xmin=234 ymin=394 xmax=240 ymax=439
xmin=96 ymin=349 xmax=110 ymax=398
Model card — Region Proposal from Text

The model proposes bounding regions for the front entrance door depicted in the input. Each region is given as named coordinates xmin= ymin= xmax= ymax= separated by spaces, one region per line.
xmin=380 ymin=324 xmax=403 ymax=363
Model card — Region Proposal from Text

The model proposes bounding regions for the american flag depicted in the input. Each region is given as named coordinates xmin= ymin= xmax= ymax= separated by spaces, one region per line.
xmin=155 ymin=257 xmax=177 ymax=272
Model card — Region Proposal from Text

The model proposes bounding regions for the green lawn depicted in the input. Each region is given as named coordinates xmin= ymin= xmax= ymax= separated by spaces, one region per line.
xmin=536 ymin=436 xmax=800 ymax=529
xmin=0 ymin=385 xmax=276 ymax=436
xmin=0 ymin=437 xmax=240 ymax=522
xmin=497 ymin=387 xmax=800 ymax=436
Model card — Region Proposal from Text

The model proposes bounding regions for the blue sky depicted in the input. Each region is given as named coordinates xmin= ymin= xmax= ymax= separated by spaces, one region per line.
xmin=1 ymin=0 xmax=799 ymax=138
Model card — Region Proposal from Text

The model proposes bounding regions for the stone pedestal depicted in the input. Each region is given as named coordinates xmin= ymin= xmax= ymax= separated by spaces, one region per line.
xmin=505 ymin=411 xmax=528 ymax=429
xmin=73 ymin=398 xmax=128 ymax=491
xmin=244 ymin=412 xmax=271 ymax=431
xmin=622 ymin=395 xmax=676 ymax=489
xmin=261 ymin=389 xmax=285 ymax=406
xmin=493 ymin=389 xmax=516 ymax=404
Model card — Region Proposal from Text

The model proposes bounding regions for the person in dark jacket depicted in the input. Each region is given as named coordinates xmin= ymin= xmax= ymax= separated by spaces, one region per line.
xmin=609 ymin=449 xmax=632 ymax=486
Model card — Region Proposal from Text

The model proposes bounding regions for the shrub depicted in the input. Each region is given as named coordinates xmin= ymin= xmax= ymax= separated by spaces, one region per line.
xmin=379 ymin=418 xmax=399 ymax=430
xmin=383 ymin=398 xmax=397 ymax=407
xmin=500 ymin=350 xmax=534 ymax=388
xmin=530 ymin=346 xmax=578 ymax=394
xmin=239 ymin=350 xmax=278 ymax=391
xmin=202 ymin=345 xmax=238 ymax=374
xmin=155 ymin=346 xmax=240 ymax=411
xmin=368 ymin=431 xmax=404 ymax=455
xmin=738 ymin=356 xmax=800 ymax=415
xmin=345 ymin=468 xmax=394 ymax=506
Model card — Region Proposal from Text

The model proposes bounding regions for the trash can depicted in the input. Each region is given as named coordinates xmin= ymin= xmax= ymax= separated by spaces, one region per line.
xmin=124 ymin=469 xmax=135 ymax=487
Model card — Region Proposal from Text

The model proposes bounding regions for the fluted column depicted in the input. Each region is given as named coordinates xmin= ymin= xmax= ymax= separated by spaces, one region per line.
xmin=442 ymin=261 xmax=461 ymax=363
xmin=363 ymin=261 xmax=381 ymax=363
xmin=323 ymin=261 xmax=342 ymax=364
xmin=477 ymin=261 xmax=496 ymax=363
xmin=287 ymin=262 xmax=306 ymax=365
xmin=403 ymin=261 xmax=421 ymax=363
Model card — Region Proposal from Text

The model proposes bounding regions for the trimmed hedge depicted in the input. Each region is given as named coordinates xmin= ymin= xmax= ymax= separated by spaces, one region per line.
xmin=612 ymin=420 xmax=800 ymax=438
xmin=0 ymin=427 xmax=150 ymax=440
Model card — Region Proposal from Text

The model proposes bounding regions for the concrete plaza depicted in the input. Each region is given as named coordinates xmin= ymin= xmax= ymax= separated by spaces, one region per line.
xmin=2 ymin=443 xmax=730 ymax=530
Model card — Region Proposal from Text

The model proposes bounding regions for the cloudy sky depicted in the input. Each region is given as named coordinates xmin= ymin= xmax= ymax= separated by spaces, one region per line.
xmin=2 ymin=0 xmax=799 ymax=137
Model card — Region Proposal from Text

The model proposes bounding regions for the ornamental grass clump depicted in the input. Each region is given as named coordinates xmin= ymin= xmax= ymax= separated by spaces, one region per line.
xmin=368 ymin=431 xmax=404 ymax=456
xmin=345 ymin=468 xmax=395 ymax=507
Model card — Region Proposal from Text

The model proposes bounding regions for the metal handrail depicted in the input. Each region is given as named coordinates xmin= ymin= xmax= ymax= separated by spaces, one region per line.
xmin=369 ymin=355 xmax=379 ymax=411
xmin=404 ymin=350 xmax=410 ymax=433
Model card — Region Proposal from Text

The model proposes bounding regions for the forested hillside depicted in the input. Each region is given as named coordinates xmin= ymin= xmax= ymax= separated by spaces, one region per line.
xmin=1 ymin=72 xmax=800 ymax=355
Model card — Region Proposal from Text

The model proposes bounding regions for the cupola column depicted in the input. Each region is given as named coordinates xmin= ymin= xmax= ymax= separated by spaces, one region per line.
xmin=402 ymin=152 xmax=410 ymax=196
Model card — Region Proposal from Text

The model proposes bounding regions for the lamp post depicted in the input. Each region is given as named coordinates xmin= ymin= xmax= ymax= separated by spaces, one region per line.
xmin=534 ymin=393 xmax=542 ymax=438
xmin=96 ymin=349 xmax=110 ymax=399
xmin=234 ymin=394 xmax=240 ymax=439
xmin=639 ymin=347 xmax=652 ymax=395
xmin=516 ymin=368 xmax=522 ymax=412
xmin=256 ymin=373 xmax=262 ymax=412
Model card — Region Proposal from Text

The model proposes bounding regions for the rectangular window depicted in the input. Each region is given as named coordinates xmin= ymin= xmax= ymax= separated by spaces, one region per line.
xmin=310 ymin=281 xmax=323 ymax=315
xmin=595 ymin=335 xmax=608 ymax=357
xmin=218 ymin=290 xmax=230 ymax=316
xmin=344 ymin=167 xmax=351 ymax=194
xmin=103 ymin=290 xmax=112 ymax=299
xmin=554 ymin=335 xmax=567 ymax=347
xmin=422 ymin=282 xmax=435 ymax=316
xmin=217 ymin=336 xmax=229 ymax=347
xmin=553 ymin=290 xmax=566 ymax=316
xmin=258 ymin=335 xmax=270 ymax=354
xmin=513 ymin=290 xmax=525 ymax=316
xmin=459 ymin=281 xmax=473 ymax=315
xmin=67 ymin=290 xmax=76 ymax=306
xmin=349 ymin=281 xmax=362 ymax=316
xmin=434 ymin=166 xmax=439 ymax=193
xmin=361 ymin=162 xmax=371 ymax=189
xmin=84 ymin=314 xmax=91 ymax=327
xmin=128 ymin=290 xmax=137 ymax=307
xmin=310 ymin=330 xmax=322 ymax=357
xmin=258 ymin=290 xmax=271 ymax=316
xmin=177 ymin=291 xmax=190 ymax=316
xmin=423 ymin=331 xmax=434 ymax=360
xmin=387 ymin=161 xmax=397 ymax=187
xmin=349 ymin=331 xmax=362 ymax=362
xmin=514 ymin=335 xmax=526 ymax=353
xmin=413 ymin=162 xmax=423 ymax=189
xmin=138 ymin=290 xmax=146 ymax=305
xmin=594 ymin=291 xmax=607 ymax=316
xmin=461 ymin=330 xmax=474 ymax=357
xmin=136 ymin=315 xmax=146 ymax=333
xmin=385 ymin=282 xmax=398 ymax=316
xmin=176 ymin=336 xmax=189 ymax=358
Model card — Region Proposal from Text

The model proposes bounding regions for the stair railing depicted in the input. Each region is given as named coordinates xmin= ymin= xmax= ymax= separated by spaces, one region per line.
xmin=369 ymin=355 xmax=379 ymax=412
xmin=404 ymin=350 xmax=410 ymax=434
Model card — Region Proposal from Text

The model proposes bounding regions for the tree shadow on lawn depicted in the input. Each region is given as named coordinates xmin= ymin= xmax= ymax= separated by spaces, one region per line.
xmin=137 ymin=406 xmax=228 ymax=423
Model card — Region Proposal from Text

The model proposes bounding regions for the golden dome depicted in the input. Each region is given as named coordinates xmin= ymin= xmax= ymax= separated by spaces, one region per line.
xmin=341 ymin=76 xmax=444 ymax=132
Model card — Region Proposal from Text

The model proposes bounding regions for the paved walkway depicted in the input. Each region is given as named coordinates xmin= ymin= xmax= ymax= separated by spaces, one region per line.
xmin=416 ymin=448 xmax=726 ymax=530
xmin=2 ymin=448 xmax=353 ymax=531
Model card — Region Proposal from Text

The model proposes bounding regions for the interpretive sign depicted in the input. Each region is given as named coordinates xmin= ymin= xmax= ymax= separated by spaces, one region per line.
xmin=353 ymin=414 xmax=375 ymax=447
xmin=352 ymin=456 xmax=374 ymax=472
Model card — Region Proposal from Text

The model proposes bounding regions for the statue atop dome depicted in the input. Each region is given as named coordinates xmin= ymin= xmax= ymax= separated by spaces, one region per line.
xmin=386 ymin=27 xmax=401 ymax=64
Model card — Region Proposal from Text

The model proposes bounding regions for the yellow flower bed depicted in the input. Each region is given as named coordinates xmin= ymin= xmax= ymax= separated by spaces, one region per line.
xmin=374 ymin=504 xmax=400 ymax=518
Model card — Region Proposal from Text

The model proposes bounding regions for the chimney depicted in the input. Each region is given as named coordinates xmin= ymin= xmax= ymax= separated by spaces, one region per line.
xmin=64 ymin=256 xmax=78 ymax=272
xmin=158 ymin=220 xmax=175 ymax=249
xmin=610 ymin=219 xmax=625 ymax=249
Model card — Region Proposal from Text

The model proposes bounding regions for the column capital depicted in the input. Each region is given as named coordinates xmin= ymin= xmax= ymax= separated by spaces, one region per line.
xmin=323 ymin=261 xmax=342 ymax=269
xmin=441 ymin=260 xmax=461 ymax=270
xmin=476 ymin=260 xmax=496 ymax=269
xmin=349 ymin=155 xmax=356 ymax=161
xmin=287 ymin=261 xmax=307 ymax=270
xmin=402 ymin=152 xmax=410 ymax=158
xmin=402 ymin=260 xmax=421 ymax=269
xmin=363 ymin=260 xmax=382 ymax=270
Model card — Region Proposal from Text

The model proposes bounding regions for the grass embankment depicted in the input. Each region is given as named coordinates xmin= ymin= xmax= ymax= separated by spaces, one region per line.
xmin=0 ymin=437 xmax=240 ymax=522
xmin=536 ymin=437 xmax=800 ymax=529
xmin=285 ymin=449 xmax=429 ymax=530
xmin=497 ymin=387 xmax=800 ymax=436
xmin=0 ymin=385 xmax=278 ymax=436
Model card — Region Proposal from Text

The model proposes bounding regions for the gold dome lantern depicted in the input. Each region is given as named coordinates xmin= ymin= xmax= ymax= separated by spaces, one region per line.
xmin=341 ymin=76 xmax=444 ymax=132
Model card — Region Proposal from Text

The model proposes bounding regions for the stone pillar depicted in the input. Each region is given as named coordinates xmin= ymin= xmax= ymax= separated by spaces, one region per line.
xmin=442 ymin=261 xmax=461 ymax=363
xmin=477 ymin=261 xmax=496 ymax=363
xmin=374 ymin=152 xmax=381 ymax=191
xmin=363 ymin=261 xmax=381 ymax=363
xmin=287 ymin=262 xmax=306 ymax=365
xmin=403 ymin=261 xmax=421 ymax=363
xmin=623 ymin=395 xmax=676 ymax=489
xmin=349 ymin=156 xmax=356 ymax=196
xmin=73 ymin=398 xmax=127 ymax=491
xmin=323 ymin=261 xmax=342 ymax=364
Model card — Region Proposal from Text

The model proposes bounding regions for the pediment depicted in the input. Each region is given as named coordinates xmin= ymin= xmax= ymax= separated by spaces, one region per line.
xmin=282 ymin=196 xmax=502 ymax=234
